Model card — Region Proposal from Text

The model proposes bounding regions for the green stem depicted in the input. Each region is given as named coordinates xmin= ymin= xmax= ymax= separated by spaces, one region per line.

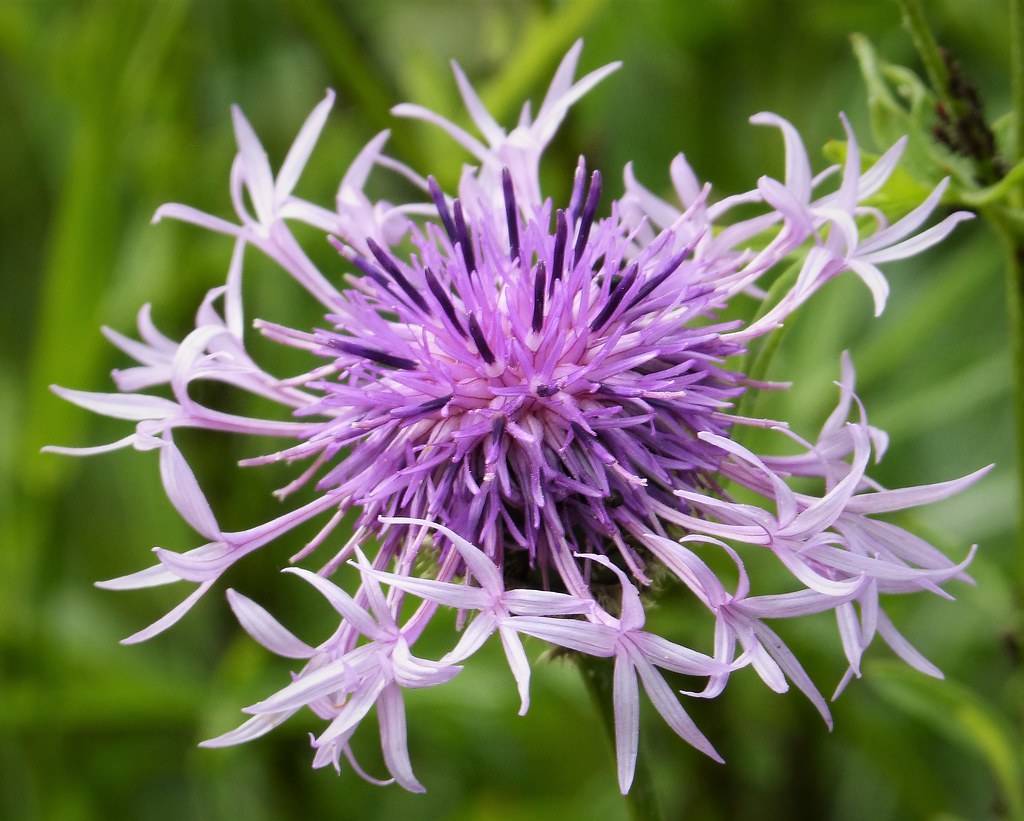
xmin=990 ymin=210 xmax=1024 ymax=582
xmin=1012 ymin=0 xmax=1024 ymax=163
xmin=576 ymin=655 xmax=662 ymax=821
xmin=897 ymin=0 xmax=952 ymax=108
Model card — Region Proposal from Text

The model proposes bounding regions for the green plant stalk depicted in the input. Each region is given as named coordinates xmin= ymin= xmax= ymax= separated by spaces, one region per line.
xmin=576 ymin=655 xmax=662 ymax=821
xmin=900 ymin=0 xmax=1024 ymax=601
xmin=990 ymin=209 xmax=1024 ymax=570
xmin=1012 ymin=0 xmax=1024 ymax=163
xmin=897 ymin=0 xmax=953 ymax=110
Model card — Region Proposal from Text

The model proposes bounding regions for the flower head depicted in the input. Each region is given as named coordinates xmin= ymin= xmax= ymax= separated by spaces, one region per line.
xmin=48 ymin=42 xmax=988 ymax=793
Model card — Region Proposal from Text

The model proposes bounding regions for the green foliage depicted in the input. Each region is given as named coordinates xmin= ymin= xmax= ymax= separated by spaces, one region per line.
xmin=0 ymin=1 xmax=1017 ymax=820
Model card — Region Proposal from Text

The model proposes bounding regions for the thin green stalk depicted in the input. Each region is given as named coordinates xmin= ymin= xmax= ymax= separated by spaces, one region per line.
xmin=990 ymin=210 xmax=1024 ymax=575
xmin=897 ymin=0 xmax=952 ymax=109
xmin=576 ymin=655 xmax=662 ymax=821
xmin=901 ymin=0 xmax=1024 ymax=592
xmin=1012 ymin=0 xmax=1024 ymax=164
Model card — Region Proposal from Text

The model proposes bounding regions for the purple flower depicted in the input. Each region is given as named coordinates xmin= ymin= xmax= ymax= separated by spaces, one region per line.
xmin=364 ymin=517 xmax=593 ymax=715
xmin=511 ymin=552 xmax=727 ymax=793
xmin=48 ymin=41 xmax=989 ymax=793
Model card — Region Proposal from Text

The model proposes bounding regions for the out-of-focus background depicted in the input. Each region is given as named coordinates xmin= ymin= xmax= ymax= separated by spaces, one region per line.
xmin=1 ymin=1 xmax=1019 ymax=819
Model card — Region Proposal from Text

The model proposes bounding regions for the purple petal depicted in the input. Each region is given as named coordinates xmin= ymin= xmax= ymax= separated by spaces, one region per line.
xmin=377 ymin=682 xmax=426 ymax=793
xmin=275 ymin=89 xmax=335 ymax=201
xmin=629 ymin=631 xmax=724 ymax=677
xmin=381 ymin=516 xmax=503 ymax=594
xmin=95 ymin=561 xmax=179 ymax=590
xmin=858 ymin=177 xmax=949 ymax=254
xmin=152 ymin=203 xmax=241 ymax=237
xmin=158 ymin=435 xmax=221 ymax=540
xmin=199 ymin=709 xmax=298 ymax=748
xmin=442 ymin=612 xmax=498 ymax=664
xmin=359 ymin=567 xmax=491 ymax=611
xmin=282 ymin=567 xmax=382 ymax=640
xmin=390 ymin=638 xmax=461 ymax=689
xmin=533 ymin=61 xmax=622 ymax=146
xmin=502 ymin=589 xmax=593 ymax=616
xmin=612 ymin=651 xmax=640 ymax=794
xmin=50 ymin=385 xmax=179 ymax=421
xmin=751 ymin=621 xmax=832 ymax=728
xmin=246 ymin=656 xmax=352 ymax=715
xmin=498 ymin=625 xmax=532 ymax=716
xmin=120 ymin=579 xmax=215 ymax=645
xmin=857 ymin=136 xmax=907 ymax=198
xmin=835 ymin=112 xmax=860 ymax=212
xmin=509 ymin=616 xmax=617 ymax=657
xmin=847 ymin=259 xmax=889 ymax=316
xmin=844 ymin=465 xmax=992 ymax=514
xmin=739 ymin=588 xmax=850 ymax=619
xmin=750 ymin=112 xmax=812 ymax=202
xmin=226 ymin=588 xmax=315 ymax=659
xmin=390 ymin=104 xmax=493 ymax=165
xmin=631 ymin=650 xmax=724 ymax=764
xmin=231 ymin=104 xmax=275 ymax=224
xmin=876 ymin=610 xmax=943 ymax=678
xmin=782 ymin=424 xmax=870 ymax=537
xmin=315 ymin=674 xmax=387 ymax=747
xmin=153 ymin=542 xmax=232 ymax=582
xmin=575 ymin=552 xmax=645 ymax=630
xmin=339 ymin=130 xmax=391 ymax=200
xmin=43 ymin=435 xmax=140 ymax=457
xmin=836 ymin=601 xmax=863 ymax=675
xmin=450 ymin=60 xmax=503 ymax=145
xmin=860 ymin=211 xmax=974 ymax=265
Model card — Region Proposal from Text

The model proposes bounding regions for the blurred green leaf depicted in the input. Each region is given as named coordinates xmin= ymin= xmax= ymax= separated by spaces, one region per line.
xmin=851 ymin=33 xmax=977 ymax=188
xmin=868 ymin=661 xmax=1024 ymax=821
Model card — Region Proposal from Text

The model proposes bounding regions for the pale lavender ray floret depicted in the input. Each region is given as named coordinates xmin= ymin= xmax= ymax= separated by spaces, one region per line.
xmin=642 ymin=531 xmax=842 ymax=726
xmin=215 ymin=552 xmax=460 ymax=791
xmin=46 ymin=41 xmax=991 ymax=794
xmin=512 ymin=552 xmax=728 ymax=793
xmin=365 ymin=517 xmax=594 ymax=715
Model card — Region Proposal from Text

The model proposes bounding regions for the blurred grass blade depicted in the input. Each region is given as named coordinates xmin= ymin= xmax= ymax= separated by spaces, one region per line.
xmin=868 ymin=661 xmax=1024 ymax=821
xmin=480 ymin=0 xmax=611 ymax=123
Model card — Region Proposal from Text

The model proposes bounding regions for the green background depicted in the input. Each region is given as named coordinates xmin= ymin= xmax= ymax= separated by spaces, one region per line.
xmin=1 ymin=1 xmax=1019 ymax=819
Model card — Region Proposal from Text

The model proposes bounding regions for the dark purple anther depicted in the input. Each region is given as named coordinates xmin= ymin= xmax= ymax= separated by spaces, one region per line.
xmin=567 ymin=156 xmax=586 ymax=224
xmin=590 ymin=261 xmax=638 ymax=331
xmin=531 ymin=261 xmax=547 ymax=333
xmin=467 ymin=314 xmax=495 ymax=365
xmin=535 ymin=383 xmax=558 ymax=398
xmin=391 ymin=393 xmax=452 ymax=418
xmin=490 ymin=415 xmax=505 ymax=443
xmin=427 ymin=176 xmax=457 ymax=244
xmin=573 ymin=170 xmax=602 ymax=267
xmin=452 ymin=200 xmax=477 ymax=275
xmin=329 ymin=339 xmax=418 ymax=370
xmin=549 ymin=209 xmax=567 ymax=293
xmin=346 ymin=252 xmax=397 ymax=293
xmin=366 ymin=238 xmax=431 ymax=314
xmin=624 ymin=246 xmax=694 ymax=312
xmin=502 ymin=168 xmax=520 ymax=262
xmin=424 ymin=267 xmax=466 ymax=338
